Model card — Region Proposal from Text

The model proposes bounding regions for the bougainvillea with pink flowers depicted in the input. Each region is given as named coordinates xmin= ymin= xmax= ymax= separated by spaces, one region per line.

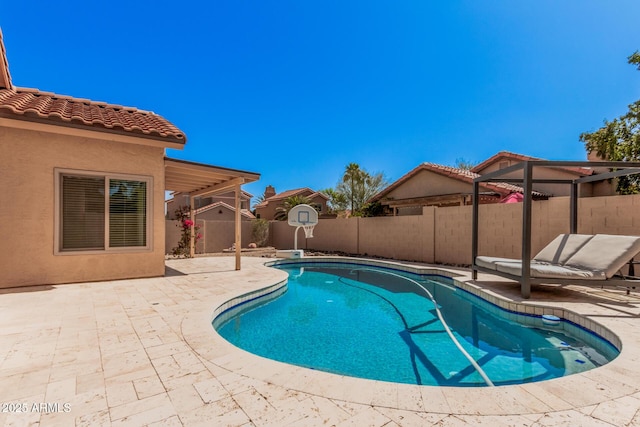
xmin=171 ymin=206 xmax=202 ymax=258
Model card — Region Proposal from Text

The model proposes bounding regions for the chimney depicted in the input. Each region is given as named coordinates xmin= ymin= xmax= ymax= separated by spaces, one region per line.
xmin=587 ymin=150 xmax=606 ymax=161
xmin=264 ymin=185 xmax=276 ymax=199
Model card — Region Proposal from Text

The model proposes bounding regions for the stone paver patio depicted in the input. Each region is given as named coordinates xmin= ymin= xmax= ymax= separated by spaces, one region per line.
xmin=1 ymin=256 xmax=640 ymax=426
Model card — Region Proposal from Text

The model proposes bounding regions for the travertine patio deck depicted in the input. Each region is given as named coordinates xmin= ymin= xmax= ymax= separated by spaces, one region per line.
xmin=1 ymin=256 xmax=639 ymax=426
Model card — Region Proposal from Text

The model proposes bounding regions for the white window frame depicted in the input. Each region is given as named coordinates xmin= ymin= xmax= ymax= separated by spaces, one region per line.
xmin=54 ymin=168 xmax=153 ymax=255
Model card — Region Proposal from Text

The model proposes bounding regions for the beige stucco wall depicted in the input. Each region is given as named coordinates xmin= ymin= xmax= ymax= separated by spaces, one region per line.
xmin=0 ymin=125 xmax=166 ymax=288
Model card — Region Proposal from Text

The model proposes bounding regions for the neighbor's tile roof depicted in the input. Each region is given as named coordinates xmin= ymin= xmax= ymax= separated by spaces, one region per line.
xmin=369 ymin=162 xmax=546 ymax=202
xmin=471 ymin=151 xmax=594 ymax=176
xmin=422 ymin=163 xmax=540 ymax=194
xmin=0 ymin=87 xmax=186 ymax=144
xmin=194 ymin=201 xmax=256 ymax=219
xmin=254 ymin=187 xmax=328 ymax=208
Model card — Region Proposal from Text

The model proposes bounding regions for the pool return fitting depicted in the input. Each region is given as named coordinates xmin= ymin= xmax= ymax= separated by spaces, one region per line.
xmin=349 ymin=268 xmax=495 ymax=387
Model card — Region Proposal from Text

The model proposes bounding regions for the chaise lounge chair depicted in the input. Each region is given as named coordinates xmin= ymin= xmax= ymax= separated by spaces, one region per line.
xmin=474 ymin=233 xmax=640 ymax=295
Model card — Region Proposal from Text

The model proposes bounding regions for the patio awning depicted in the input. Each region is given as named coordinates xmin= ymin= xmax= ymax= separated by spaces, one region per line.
xmin=164 ymin=157 xmax=260 ymax=269
xmin=165 ymin=157 xmax=260 ymax=195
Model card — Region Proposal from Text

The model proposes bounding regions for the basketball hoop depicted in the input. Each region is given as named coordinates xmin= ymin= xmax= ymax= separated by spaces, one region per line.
xmin=303 ymin=224 xmax=315 ymax=239
xmin=288 ymin=204 xmax=319 ymax=251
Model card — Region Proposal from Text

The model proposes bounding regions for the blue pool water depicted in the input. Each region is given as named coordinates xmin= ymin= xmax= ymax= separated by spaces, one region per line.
xmin=214 ymin=262 xmax=619 ymax=387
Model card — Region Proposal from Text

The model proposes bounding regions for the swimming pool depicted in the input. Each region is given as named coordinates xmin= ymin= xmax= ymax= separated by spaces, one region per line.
xmin=214 ymin=261 xmax=619 ymax=387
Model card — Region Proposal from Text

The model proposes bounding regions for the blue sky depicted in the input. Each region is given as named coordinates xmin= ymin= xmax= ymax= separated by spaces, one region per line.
xmin=2 ymin=1 xmax=639 ymax=202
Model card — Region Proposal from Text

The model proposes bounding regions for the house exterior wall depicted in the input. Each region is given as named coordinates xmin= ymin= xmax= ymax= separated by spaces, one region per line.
xmin=386 ymin=170 xmax=471 ymax=200
xmin=254 ymin=205 xmax=270 ymax=220
xmin=309 ymin=194 xmax=329 ymax=214
xmin=0 ymin=126 xmax=166 ymax=288
xmin=165 ymin=194 xmax=190 ymax=217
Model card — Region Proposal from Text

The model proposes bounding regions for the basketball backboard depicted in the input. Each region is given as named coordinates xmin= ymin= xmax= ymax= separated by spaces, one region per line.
xmin=288 ymin=204 xmax=318 ymax=227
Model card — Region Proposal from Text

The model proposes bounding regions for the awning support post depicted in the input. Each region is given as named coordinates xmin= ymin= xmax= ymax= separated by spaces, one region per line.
xmin=190 ymin=195 xmax=196 ymax=258
xmin=235 ymin=183 xmax=241 ymax=270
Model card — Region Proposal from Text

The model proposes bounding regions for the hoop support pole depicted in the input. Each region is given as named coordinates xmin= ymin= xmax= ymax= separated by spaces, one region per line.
xmin=294 ymin=226 xmax=301 ymax=250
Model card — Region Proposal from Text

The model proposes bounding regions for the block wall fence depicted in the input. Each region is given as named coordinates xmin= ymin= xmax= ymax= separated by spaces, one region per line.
xmin=167 ymin=194 xmax=640 ymax=265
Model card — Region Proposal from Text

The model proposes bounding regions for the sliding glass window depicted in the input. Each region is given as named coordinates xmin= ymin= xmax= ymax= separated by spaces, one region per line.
xmin=58 ymin=171 xmax=152 ymax=253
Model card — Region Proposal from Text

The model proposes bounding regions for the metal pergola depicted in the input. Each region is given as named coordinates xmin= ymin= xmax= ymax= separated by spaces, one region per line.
xmin=471 ymin=160 xmax=640 ymax=298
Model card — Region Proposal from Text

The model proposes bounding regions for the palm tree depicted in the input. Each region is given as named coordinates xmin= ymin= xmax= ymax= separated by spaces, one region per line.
xmin=342 ymin=163 xmax=365 ymax=213
xmin=321 ymin=188 xmax=348 ymax=214
xmin=274 ymin=195 xmax=312 ymax=221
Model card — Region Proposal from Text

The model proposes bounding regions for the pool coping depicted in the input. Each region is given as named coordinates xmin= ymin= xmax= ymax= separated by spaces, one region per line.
xmin=181 ymin=256 xmax=640 ymax=416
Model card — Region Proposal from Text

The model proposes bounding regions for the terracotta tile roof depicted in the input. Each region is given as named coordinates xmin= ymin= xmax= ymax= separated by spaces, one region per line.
xmin=194 ymin=201 xmax=255 ymax=219
xmin=268 ymin=187 xmax=315 ymax=201
xmin=308 ymin=191 xmax=329 ymax=200
xmin=254 ymin=187 xmax=328 ymax=208
xmin=369 ymin=162 xmax=546 ymax=202
xmin=0 ymin=87 xmax=186 ymax=144
xmin=471 ymin=151 xmax=594 ymax=176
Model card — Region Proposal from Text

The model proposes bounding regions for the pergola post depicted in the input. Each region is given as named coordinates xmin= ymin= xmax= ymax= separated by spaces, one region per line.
xmin=235 ymin=183 xmax=241 ymax=270
xmin=570 ymin=181 xmax=578 ymax=234
xmin=471 ymin=180 xmax=479 ymax=280
xmin=521 ymin=162 xmax=533 ymax=299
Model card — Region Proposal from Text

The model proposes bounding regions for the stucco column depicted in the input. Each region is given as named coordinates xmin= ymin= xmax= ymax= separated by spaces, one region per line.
xmin=235 ymin=183 xmax=241 ymax=270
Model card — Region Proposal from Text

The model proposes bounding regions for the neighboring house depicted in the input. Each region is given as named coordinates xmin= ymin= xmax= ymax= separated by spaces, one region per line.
xmin=166 ymin=190 xmax=254 ymax=220
xmin=370 ymin=151 xmax=618 ymax=216
xmin=470 ymin=151 xmax=614 ymax=197
xmin=0 ymin=30 xmax=259 ymax=288
xmin=254 ymin=186 xmax=329 ymax=220
xmin=369 ymin=163 xmax=547 ymax=216
xmin=194 ymin=202 xmax=256 ymax=221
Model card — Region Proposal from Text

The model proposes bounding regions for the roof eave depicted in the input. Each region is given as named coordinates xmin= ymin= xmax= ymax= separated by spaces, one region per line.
xmin=0 ymin=114 xmax=186 ymax=149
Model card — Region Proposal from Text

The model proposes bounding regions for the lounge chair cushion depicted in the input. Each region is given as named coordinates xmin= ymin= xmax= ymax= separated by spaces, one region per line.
xmin=564 ymin=234 xmax=640 ymax=278
xmin=475 ymin=256 xmax=518 ymax=270
xmin=494 ymin=261 xmax=606 ymax=280
xmin=532 ymin=234 xmax=594 ymax=264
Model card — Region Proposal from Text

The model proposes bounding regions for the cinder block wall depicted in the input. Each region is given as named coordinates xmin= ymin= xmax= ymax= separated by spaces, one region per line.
xmin=359 ymin=216 xmax=431 ymax=262
xmin=305 ymin=218 xmax=359 ymax=253
xmin=297 ymin=194 xmax=640 ymax=265
xmin=166 ymin=194 xmax=640 ymax=264
xmin=579 ymin=194 xmax=640 ymax=235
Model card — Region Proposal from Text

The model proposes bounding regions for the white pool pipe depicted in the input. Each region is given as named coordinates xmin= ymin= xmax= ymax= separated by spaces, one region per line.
xmin=349 ymin=268 xmax=495 ymax=387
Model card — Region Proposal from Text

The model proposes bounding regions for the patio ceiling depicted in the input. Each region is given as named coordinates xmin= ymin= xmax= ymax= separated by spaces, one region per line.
xmin=165 ymin=157 xmax=260 ymax=196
